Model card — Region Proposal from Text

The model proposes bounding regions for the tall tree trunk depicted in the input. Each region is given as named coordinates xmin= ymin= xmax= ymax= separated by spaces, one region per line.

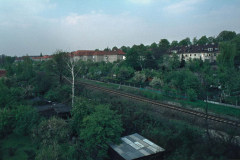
xmin=71 ymin=67 xmax=75 ymax=108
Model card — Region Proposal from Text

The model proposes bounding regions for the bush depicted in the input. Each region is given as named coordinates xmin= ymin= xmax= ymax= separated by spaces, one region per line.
xmin=0 ymin=108 xmax=15 ymax=137
xmin=187 ymin=89 xmax=197 ymax=101
xmin=132 ymin=71 xmax=146 ymax=83
xmin=149 ymin=77 xmax=163 ymax=89
xmin=14 ymin=105 xmax=40 ymax=136
xmin=44 ymin=85 xmax=71 ymax=102
xmin=8 ymin=147 xmax=17 ymax=157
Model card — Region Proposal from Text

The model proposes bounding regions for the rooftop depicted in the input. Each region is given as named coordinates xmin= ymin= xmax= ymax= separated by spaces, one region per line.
xmin=71 ymin=49 xmax=126 ymax=56
xmin=110 ymin=133 xmax=165 ymax=160
xmin=169 ymin=43 xmax=219 ymax=54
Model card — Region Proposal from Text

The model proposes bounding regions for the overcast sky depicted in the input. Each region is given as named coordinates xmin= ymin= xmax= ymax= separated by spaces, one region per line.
xmin=0 ymin=0 xmax=240 ymax=56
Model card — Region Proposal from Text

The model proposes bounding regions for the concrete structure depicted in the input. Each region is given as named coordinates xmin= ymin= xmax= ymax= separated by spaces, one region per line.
xmin=30 ymin=55 xmax=52 ymax=61
xmin=71 ymin=50 xmax=126 ymax=63
xmin=15 ymin=50 xmax=126 ymax=63
xmin=169 ymin=43 xmax=220 ymax=62
xmin=15 ymin=55 xmax=52 ymax=62
xmin=109 ymin=133 xmax=165 ymax=160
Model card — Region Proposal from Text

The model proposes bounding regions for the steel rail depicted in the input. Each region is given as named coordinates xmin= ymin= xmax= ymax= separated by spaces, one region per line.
xmin=79 ymin=81 xmax=240 ymax=127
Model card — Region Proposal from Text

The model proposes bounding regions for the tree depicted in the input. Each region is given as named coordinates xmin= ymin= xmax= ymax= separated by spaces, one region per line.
xmin=65 ymin=53 xmax=82 ymax=107
xmin=133 ymin=71 xmax=146 ymax=83
xmin=180 ymin=54 xmax=185 ymax=68
xmin=33 ymin=117 xmax=69 ymax=146
xmin=117 ymin=66 xmax=134 ymax=81
xmin=103 ymin=47 xmax=111 ymax=52
xmin=44 ymin=84 xmax=71 ymax=103
xmin=33 ymin=71 xmax=53 ymax=96
xmin=171 ymin=40 xmax=178 ymax=47
xmin=125 ymin=45 xmax=142 ymax=70
xmin=14 ymin=105 xmax=40 ymax=135
xmin=217 ymin=30 xmax=237 ymax=42
xmin=120 ymin=46 xmax=130 ymax=53
xmin=0 ymin=80 xmax=11 ymax=108
xmin=71 ymin=97 xmax=94 ymax=134
xmin=150 ymin=42 xmax=158 ymax=49
xmin=149 ymin=77 xmax=163 ymax=89
xmin=208 ymin=36 xmax=217 ymax=43
xmin=51 ymin=51 xmax=68 ymax=84
xmin=192 ymin=37 xmax=198 ymax=45
xmin=232 ymin=35 xmax=240 ymax=68
xmin=112 ymin=46 xmax=118 ymax=51
xmin=80 ymin=105 xmax=123 ymax=160
xmin=33 ymin=117 xmax=72 ymax=160
xmin=15 ymin=56 xmax=35 ymax=82
xmin=169 ymin=53 xmax=180 ymax=70
xmin=217 ymin=42 xmax=236 ymax=68
xmin=197 ymin=36 xmax=209 ymax=45
xmin=152 ymin=39 xmax=170 ymax=61
xmin=0 ymin=108 xmax=15 ymax=137
xmin=179 ymin=37 xmax=191 ymax=46
xmin=187 ymin=89 xmax=197 ymax=101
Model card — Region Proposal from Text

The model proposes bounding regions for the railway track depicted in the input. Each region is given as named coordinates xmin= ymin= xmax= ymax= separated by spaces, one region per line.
xmin=79 ymin=81 xmax=240 ymax=128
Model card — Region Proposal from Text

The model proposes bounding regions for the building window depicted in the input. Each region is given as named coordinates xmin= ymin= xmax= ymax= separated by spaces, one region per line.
xmin=214 ymin=53 xmax=216 ymax=56
xmin=194 ymin=54 xmax=196 ymax=56
xmin=190 ymin=54 xmax=191 ymax=56
xmin=208 ymin=48 xmax=213 ymax=51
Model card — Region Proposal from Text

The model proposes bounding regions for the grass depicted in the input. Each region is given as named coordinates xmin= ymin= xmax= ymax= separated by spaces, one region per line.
xmin=79 ymin=78 xmax=240 ymax=119
xmin=0 ymin=133 xmax=37 ymax=160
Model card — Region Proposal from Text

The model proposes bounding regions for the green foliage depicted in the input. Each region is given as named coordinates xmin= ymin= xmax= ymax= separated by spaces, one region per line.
xmin=165 ymin=69 xmax=200 ymax=96
xmin=0 ymin=80 xmax=12 ymax=108
xmin=51 ymin=51 xmax=68 ymax=84
xmin=169 ymin=53 xmax=180 ymax=69
xmin=33 ymin=117 xmax=75 ymax=160
xmin=197 ymin=35 xmax=209 ymax=45
xmin=15 ymin=57 xmax=35 ymax=82
xmin=149 ymin=77 xmax=163 ymax=89
xmin=80 ymin=105 xmax=123 ymax=160
xmin=179 ymin=37 xmax=191 ymax=46
xmin=33 ymin=117 xmax=69 ymax=146
xmin=217 ymin=42 xmax=236 ymax=68
xmin=44 ymin=85 xmax=71 ymax=102
xmin=132 ymin=71 xmax=146 ymax=83
xmin=0 ymin=108 xmax=15 ymax=137
xmin=187 ymin=89 xmax=197 ymax=101
xmin=0 ymin=55 xmax=15 ymax=68
xmin=33 ymin=71 xmax=53 ymax=95
xmin=217 ymin=30 xmax=237 ymax=42
xmin=14 ymin=105 xmax=40 ymax=136
xmin=117 ymin=66 xmax=134 ymax=81
xmin=171 ymin=40 xmax=178 ymax=47
xmin=35 ymin=144 xmax=75 ymax=160
xmin=0 ymin=133 xmax=38 ymax=160
xmin=71 ymin=97 xmax=94 ymax=134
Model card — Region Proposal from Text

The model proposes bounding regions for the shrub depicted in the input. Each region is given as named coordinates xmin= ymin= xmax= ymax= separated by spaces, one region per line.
xmin=187 ymin=89 xmax=197 ymax=101
xmin=132 ymin=71 xmax=146 ymax=83
xmin=149 ymin=77 xmax=163 ymax=89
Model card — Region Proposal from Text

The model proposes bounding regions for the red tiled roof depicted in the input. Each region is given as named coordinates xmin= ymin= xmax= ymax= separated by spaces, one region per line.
xmin=71 ymin=50 xmax=126 ymax=56
xmin=0 ymin=70 xmax=6 ymax=77
xmin=31 ymin=55 xmax=52 ymax=59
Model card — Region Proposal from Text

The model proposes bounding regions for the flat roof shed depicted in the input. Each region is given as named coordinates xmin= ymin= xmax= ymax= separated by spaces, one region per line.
xmin=109 ymin=133 xmax=165 ymax=160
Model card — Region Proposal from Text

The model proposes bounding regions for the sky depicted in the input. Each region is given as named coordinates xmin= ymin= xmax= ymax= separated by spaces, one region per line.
xmin=0 ymin=0 xmax=240 ymax=56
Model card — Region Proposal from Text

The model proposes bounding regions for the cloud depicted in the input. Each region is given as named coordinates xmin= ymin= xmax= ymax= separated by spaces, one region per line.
xmin=164 ymin=0 xmax=204 ymax=14
xmin=128 ymin=0 xmax=154 ymax=4
xmin=59 ymin=12 xmax=151 ymax=50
